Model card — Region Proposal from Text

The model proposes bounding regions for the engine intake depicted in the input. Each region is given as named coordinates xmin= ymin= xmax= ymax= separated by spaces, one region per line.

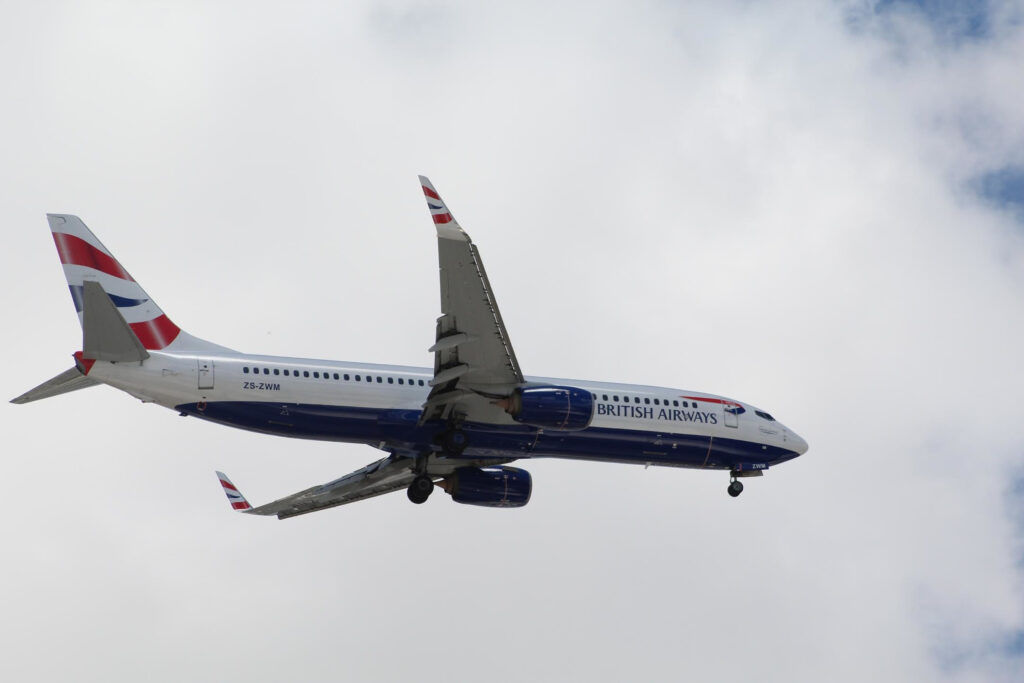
xmin=443 ymin=467 xmax=532 ymax=508
xmin=501 ymin=385 xmax=594 ymax=431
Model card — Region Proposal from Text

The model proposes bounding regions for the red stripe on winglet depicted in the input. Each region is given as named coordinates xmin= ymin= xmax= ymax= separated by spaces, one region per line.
xmin=422 ymin=186 xmax=440 ymax=200
xmin=129 ymin=315 xmax=181 ymax=350
xmin=231 ymin=501 xmax=250 ymax=510
xmin=220 ymin=480 xmax=238 ymax=492
xmin=432 ymin=213 xmax=453 ymax=224
xmin=52 ymin=233 xmax=135 ymax=282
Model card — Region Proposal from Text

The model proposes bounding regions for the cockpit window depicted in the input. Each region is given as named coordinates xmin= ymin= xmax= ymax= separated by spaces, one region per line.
xmin=754 ymin=410 xmax=775 ymax=421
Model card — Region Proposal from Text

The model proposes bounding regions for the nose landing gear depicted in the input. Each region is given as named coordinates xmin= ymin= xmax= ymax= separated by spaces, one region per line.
xmin=726 ymin=467 xmax=766 ymax=497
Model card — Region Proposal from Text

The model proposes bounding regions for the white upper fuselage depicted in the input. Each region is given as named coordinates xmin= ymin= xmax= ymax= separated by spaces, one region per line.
xmin=89 ymin=349 xmax=807 ymax=465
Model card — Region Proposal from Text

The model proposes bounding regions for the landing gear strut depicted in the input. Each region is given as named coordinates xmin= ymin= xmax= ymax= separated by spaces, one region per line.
xmin=727 ymin=473 xmax=744 ymax=498
xmin=407 ymin=475 xmax=434 ymax=504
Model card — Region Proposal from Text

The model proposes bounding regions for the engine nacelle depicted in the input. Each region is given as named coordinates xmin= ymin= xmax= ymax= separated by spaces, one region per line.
xmin=502 ymin=385 xmax=594 ymax=431
xmin=443 ymin=467 xmax=532 ymax=508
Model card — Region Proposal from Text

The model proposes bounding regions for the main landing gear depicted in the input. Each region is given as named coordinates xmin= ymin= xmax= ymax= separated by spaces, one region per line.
xmin=440 ymin=428 xmax=468 ymax=456
xmin=407 ymin=475 xmax=434 ymax=504
xmin=408 ymin=426 xmax=467 ymax=504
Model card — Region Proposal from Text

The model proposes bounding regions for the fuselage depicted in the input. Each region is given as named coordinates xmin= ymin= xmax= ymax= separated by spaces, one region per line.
xmin=88 ymin=349 xmax=808 ymax=472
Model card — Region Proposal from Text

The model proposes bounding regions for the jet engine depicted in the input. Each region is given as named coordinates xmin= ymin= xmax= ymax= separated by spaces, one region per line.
xmin=441 ymin=466 xmax=532 ymax=508
xmin=500 ymin=385 xmax=594 ymax=431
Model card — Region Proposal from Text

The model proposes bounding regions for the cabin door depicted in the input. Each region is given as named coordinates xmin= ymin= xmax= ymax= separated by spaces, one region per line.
xmin=723 ymin=401 xmax=740 ymax=428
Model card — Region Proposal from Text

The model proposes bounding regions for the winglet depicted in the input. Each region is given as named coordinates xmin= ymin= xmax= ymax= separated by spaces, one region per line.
xmin=418 ymin=175 xmax=468 ymax=242
xmin=216 ymin=471 xmax=252 ymax=511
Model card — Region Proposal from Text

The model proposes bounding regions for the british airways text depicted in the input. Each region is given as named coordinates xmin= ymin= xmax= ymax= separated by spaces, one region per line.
xmin=597 ymin=403 xmax=719 ymax=424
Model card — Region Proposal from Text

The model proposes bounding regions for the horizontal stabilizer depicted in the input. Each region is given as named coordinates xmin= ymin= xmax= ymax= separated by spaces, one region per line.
xmin=10 ymin=367 xmax=99 ymax=404
xmin=82 ymin=280 xmax=149 ymax=362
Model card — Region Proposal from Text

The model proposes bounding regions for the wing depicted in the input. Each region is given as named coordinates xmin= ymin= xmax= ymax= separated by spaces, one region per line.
xmin=418 ymin=176 xmax=524 ymax=425
xmin=216 ymin=453 xmax=515 ymax=520
xmin=216 ymin=456 xmax=417 ymax=520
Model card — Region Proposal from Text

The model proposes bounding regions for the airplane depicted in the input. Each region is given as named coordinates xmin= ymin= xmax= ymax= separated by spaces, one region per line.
xmin=12 ymin=176 xmax=808 ymax=518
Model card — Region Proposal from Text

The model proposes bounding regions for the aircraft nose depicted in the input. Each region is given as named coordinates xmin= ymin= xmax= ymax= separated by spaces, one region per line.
xmin=788 ymin=430 xmax=809 ymax=455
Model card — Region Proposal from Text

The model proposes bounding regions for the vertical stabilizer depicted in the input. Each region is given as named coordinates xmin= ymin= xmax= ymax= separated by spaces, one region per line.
xmin=47 ymin=214 xmax=231 ymax=353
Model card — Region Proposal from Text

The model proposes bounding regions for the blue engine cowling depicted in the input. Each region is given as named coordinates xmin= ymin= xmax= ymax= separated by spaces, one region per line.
xmin=446 ymin=467 xmax=532 ymax=508
xmin=504 ymin=385 xmax=594 ymax=431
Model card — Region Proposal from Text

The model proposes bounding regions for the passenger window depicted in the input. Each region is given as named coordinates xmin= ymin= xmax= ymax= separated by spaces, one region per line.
xmin=672 ymin=400 xmax=679 ymax=407
xmin=376 ymin=376 xmax=382 ymax=383
xmin=418 ymin=380 xmax=424 ymax=386
xmin=653 ymin=398 xmax=659 ymax=405
xmin=313 ymin=372 xmax=319 ymax=378
xmin=333 ymin=373 xmax=339 ymax=380
xmin=303 ymin=371 xmax=310 ymax=378
xmin=602 ymin=394 xmax=608 ymax=401
xmin=644 ymin=398 xmax=650 ymax=405
xmin=388 ymin=377 xmax=394 ymax=384
xmin=683 ymin=401 xmax=689 ymax=408
xmin=243 ymin=367 xmax=249 ymax=374
xmin=273 ymin=369 xmax=280 ymax=375
xmin=398 ymin=378 xmax=404 ymax=385
xmin=355 ymin=375 xmax=361 ymax=381
xmin=263 ymin=368 xmax=269 ymax=375
xmin=634 ymin=397 xmax=640 ymax=404
xmin=613 ymin=395 xmax=619 ymax=402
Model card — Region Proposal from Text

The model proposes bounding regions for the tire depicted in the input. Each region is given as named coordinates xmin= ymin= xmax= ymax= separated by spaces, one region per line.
xmin=407 ymin=475 xmax=434 ymax=504
xmin=442 ymin=429 xmax=468 ymax=455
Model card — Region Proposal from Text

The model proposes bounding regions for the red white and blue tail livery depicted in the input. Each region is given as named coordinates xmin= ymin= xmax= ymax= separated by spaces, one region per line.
xmin=13 ymin=178 xmax=808 ymax=518
xmin=48 ymin=214 xmax=225 ymax=353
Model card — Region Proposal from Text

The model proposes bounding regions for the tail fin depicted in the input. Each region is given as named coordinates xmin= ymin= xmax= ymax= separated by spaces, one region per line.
xmin=48 ymin=215 xmax=229 ymax=353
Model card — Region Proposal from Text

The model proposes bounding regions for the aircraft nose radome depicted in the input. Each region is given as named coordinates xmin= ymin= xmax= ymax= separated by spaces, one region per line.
xmin=789 ymin=431 xmax=809 ymax=455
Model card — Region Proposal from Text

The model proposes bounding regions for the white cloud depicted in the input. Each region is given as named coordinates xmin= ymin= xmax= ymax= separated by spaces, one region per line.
xmin=1 ymin=1 xmax=1022 ymax=681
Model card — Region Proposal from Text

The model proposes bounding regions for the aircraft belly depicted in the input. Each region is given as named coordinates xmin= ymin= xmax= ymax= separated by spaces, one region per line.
xmin=172 ymin=400 xmax=799 ymax=469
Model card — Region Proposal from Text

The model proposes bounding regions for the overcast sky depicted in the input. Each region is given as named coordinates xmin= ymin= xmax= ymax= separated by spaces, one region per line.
xmin=2 ymin=1 xmax=1023 ymax=681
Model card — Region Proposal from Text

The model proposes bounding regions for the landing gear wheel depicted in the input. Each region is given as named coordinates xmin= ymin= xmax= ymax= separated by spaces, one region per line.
xmin=727 ymin=480 xmax=744 ymax=498
xmin=441 ymin=429 xmax=468 ymax=455
xmin=407 ymin=475 xmax=434 ymax=504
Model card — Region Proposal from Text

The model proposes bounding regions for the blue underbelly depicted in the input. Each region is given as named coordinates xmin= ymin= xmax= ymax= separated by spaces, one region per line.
xmin=175 ymin=401 xmax=798 ymax=469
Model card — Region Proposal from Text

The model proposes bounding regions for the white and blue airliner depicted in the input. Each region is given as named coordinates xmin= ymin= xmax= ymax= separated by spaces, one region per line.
xmin=13 ymin=177 xmax=808 ymax=518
